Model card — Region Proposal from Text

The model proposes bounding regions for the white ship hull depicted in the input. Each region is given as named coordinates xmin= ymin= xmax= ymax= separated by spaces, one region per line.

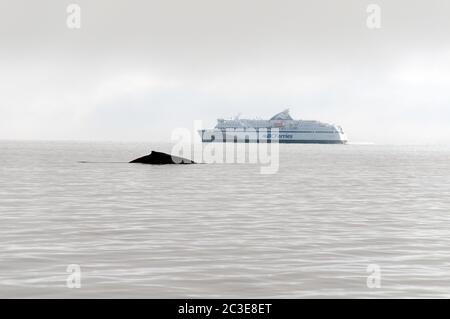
xmin=199 ymin=129 xmax=347 ymax=144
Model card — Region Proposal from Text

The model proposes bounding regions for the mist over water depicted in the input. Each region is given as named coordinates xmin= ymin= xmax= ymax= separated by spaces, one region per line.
xmin=1 ymin=141 xmax=450 ymax=298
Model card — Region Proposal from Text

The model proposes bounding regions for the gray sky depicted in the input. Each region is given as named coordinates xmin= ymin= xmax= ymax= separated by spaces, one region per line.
xmin=1 ymin=0 xmax=450 ymax=143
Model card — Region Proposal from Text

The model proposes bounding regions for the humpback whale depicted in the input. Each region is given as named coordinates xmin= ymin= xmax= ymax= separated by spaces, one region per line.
xmin=130 ymin=151 xmax=196 ymax=164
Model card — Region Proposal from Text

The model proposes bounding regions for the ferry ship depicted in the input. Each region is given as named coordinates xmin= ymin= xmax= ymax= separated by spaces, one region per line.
xmin=199 ymin=109 xmax=347 ymax=144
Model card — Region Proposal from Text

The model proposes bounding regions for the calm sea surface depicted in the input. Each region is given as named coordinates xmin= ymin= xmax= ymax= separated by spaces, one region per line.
xmin=1 ymin=141 xmax=450 ymax=298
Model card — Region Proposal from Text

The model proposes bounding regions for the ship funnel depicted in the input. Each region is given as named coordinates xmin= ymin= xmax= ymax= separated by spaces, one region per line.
xmin=270 ymin=109 xmax=293 ymax=121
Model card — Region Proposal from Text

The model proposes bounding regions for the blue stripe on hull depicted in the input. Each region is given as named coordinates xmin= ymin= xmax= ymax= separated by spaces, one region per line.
xmin=202 ymin=140 xmax=347 ymax=144
xmin=277 ymin=140 xmax=347 ymax=144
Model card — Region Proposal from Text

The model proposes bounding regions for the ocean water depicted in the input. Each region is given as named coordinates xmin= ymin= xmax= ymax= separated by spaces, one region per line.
xmin=0 ymin=140 xmax=450 ymax=298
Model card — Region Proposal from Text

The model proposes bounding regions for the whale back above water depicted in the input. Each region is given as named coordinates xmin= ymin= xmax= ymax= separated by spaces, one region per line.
xmin=130 ymin=151 xmax=195 ymax=165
